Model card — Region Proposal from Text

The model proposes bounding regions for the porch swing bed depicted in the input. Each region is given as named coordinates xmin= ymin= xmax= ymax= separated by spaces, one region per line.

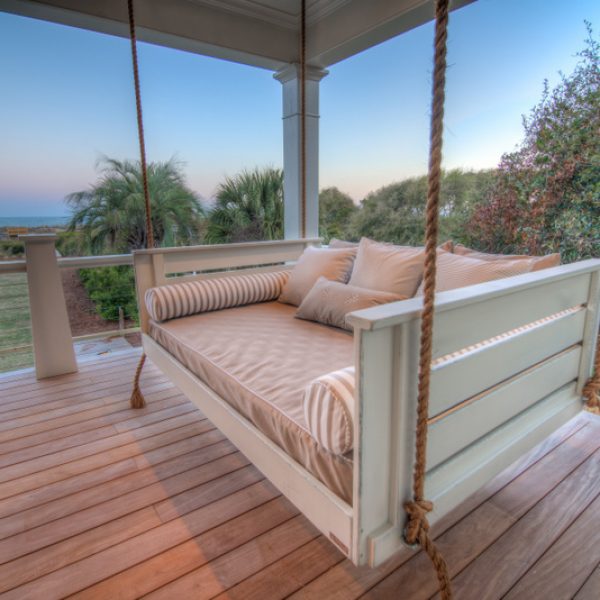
xmin=133 ymin=239 xmax=600 ymax=567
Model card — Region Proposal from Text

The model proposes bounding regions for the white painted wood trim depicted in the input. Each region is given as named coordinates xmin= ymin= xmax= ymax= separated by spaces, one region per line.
xmin=347 ymin=259 xmax=600 ymax=332
xmin=577 ymin=270 xmax=600 ymax=393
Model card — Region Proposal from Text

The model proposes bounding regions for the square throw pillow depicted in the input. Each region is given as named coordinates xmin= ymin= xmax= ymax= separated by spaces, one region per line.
xmin=416 ymin=249 xmax=535 ymax=294
xmin=348 ymin=237 xmax=425 ymax=297
xmin=278 ymin=246 xmax=357 ymax=306
xmin=452 ymin=243 xmax=560 ymax=272
xmin=296 ymin=277 xmax=404 ymax=331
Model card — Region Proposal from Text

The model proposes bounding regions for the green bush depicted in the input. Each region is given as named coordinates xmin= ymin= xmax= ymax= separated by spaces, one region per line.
xmin=79 ymin=266 xmax=138 ymax=323
xmin=0 ymin=240 xmax=25 ymax=257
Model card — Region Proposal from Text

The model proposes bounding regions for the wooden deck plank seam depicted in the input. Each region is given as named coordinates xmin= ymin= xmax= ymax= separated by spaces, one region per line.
xmin=0 ymin=412 xmax=215 ymax=486
xmin=498 ymin=451 xmax=600 ymax=599
xmin=0 ymin=402 xmax=199 ymax=471
xmin=431 ymin=444 xmax=600 ymax=599
xmin=350 ymin=419 xmax=598 ymax=600
xmin=3 ymin=475 xmax=275 ymax=596
xmin=0 ymin=455 xmax=261 ymax=572
xmin=0 ymin=420 xmax=219 ymax=503
xmin=0 ymin=438 xmax=240 ymax=536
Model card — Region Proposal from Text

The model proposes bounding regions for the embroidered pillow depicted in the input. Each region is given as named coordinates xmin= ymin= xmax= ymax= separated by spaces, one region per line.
xmin=296 ymin=277 xmax=404 ymax=331
xmin=452 ymin=243 xmax=560 ymax=272
xmin=278 ymin=246 xmax=356 ymax=307
xmin=348 ymin=237 xmax=425 ymax=297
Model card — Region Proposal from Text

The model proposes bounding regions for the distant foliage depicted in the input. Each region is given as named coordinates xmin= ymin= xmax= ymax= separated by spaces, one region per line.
xmin=0 ymin=240 xmax=25 ymax=258
xmin=79 ymin=266 xmax=138 ymax=322
xmin=205 ymin=168 xmax=284 ymax=243
xmin=319 ymin=188 xmax=359 ymax=243
xmin=66 ymin=157 xmax=204 ymax=254
xmin=349 ymin=169 xmax=494 ymax=246
xmin=467 ymin=25 xmax=600 ymax=262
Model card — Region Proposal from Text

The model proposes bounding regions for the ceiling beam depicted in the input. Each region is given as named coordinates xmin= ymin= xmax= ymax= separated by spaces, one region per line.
xmin=308 ymin=0 xmax=475 ymax=67
xmin=0 ymin=0 xmax=297 ymax=70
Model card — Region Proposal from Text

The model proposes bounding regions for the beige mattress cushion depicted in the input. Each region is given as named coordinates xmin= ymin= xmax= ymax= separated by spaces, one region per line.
xmin=149 ymin=301 xmax=354 ymax=502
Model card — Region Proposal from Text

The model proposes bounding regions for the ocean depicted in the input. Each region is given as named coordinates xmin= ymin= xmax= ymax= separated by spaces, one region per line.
xmin=0 ymin=216 xmax=70 ymax=228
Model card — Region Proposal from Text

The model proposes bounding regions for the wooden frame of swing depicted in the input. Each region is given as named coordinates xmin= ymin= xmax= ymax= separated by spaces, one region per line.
xmin=132 ymin=238 xmax=600 ymax=567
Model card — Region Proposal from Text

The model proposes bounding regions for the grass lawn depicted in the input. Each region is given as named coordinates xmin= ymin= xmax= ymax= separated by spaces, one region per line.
xmin=0 ymin=273 xmax=34 ymax=373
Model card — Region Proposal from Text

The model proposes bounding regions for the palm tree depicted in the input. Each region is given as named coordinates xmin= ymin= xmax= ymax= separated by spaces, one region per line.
xmin=204 ymin=167 xmax=284 ymax=244
xmin=66 ymin=157 xmax=204 ymax=253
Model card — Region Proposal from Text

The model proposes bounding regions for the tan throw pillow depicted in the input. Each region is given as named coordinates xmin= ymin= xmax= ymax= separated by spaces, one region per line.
xmin=278 ymin=246 xmax=357 ymax=306
xmin=417 ymin=249 xmax=535 ymax=294
xmin=329 ymin=238 xmax=358 ymax=249
xmin=453 ymin=243 xmax=560 ymax=272
xmin=348 ymin=237 xmax=425 ymax=297
xmin=296 ymin=277 xmax=404 ymax=331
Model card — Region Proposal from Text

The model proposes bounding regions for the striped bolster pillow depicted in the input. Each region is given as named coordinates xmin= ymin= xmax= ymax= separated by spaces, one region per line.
xmin=303 ymin=366 xmax=355 ymax=455
xmin=145 ymin=270 xmax=290 ymax=322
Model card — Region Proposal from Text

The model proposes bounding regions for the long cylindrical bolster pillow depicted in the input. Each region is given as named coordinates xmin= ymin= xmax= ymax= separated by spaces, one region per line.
xmin=303 ymin=366 xmax=355 ymax=455
xmin=145 ymin=270 xmax=291 ymax=322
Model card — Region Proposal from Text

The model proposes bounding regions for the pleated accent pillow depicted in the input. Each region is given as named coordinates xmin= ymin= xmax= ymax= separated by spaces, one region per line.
xmin=296 ymin=277 xmax=404 ymax=331
xmin=303 ymin=366 xmax=355 ymax=455
xmin=416 ymin=250 xmax=534 ymax=294
xmin=452 ymin=244 xmax=560 ymax=272
xmin=348 ymin=237 xmax=425 ymax=297
xmin=278 ymin=246 xmax=357 ymax=306
xmin=145 ymin=270 xmax=290 ymax=322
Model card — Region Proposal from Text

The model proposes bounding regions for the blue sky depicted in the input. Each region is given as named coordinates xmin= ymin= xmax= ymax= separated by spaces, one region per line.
xmin=0 ymin=0 xmax=598 ymax=216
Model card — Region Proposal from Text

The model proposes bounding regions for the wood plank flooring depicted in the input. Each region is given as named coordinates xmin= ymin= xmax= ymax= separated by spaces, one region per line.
xmin=0 ymin=349 xmax=598 ymax=599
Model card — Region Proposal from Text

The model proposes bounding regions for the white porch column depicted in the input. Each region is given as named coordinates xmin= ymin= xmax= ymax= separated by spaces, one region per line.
xmin=274 ymin=64 xmax=328 ymax=239
xmin=22 ymin=234 xmax=77 ymax=379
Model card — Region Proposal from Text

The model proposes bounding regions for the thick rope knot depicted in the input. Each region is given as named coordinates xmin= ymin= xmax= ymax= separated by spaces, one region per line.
xmin=583 ymin=335 xmax=600 ymax=414
xmin=404 ymin=499 xmax=434 ymax=545
xmin=583 ymin=378 xmax=600 ymax=413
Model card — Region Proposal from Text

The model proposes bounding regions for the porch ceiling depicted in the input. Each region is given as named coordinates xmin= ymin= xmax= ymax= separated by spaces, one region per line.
xmin=0 ymin=0 xmax=474 ymax=70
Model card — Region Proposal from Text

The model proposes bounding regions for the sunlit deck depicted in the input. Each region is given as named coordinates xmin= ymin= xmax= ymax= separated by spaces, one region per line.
xmin=0 ymin=349 xmax=598 ymax=600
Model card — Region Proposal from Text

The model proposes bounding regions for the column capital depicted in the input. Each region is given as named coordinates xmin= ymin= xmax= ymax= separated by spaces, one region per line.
xmin=274 ymin=63 xmax=329 ymax=84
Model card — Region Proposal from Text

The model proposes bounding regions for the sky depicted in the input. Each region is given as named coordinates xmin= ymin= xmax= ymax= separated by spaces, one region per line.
xmin=0 ymin=0 xmax=598 ymax=217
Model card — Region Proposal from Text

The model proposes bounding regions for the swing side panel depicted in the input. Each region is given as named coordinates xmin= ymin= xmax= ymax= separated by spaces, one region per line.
xmin=348 ymin=258 xmax=600 ymax=567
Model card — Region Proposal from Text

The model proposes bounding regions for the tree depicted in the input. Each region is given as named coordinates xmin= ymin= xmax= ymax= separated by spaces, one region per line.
xmin=349 ymin=169 xmax=493 ymax=246
xmin=204 ymin=167 xmax=284 ymax=243
xmin=66 ymin=157 xmax=204 ymax=253
xmin=467 ymin=24 xmax=600 ymax=262
xmin=319 ymin=187 xmax=359 ymax=243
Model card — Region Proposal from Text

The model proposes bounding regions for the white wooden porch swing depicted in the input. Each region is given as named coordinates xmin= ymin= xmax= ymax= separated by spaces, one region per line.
xmin=123 ymin=1 xmax=600 ymax=598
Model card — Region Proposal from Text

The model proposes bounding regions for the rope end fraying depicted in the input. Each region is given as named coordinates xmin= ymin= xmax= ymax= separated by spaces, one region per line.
xmin=130 ymin=385 xmax=146 ymax=409
xmin=130 ymin=353 xmax=147 ymax=409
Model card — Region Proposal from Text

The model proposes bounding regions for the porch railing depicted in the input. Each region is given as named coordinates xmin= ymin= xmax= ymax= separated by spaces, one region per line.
xmin=0 ymin=236 xmax=140 ymax=377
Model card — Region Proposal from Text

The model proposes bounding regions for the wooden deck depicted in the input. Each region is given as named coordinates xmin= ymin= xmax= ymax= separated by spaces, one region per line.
xmin=0 ymin=349 xmax=598 ymax=600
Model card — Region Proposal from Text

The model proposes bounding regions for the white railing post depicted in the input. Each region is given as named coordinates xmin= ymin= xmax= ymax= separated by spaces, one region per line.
xmin=22 ymin=234 xmax=77 ymax=379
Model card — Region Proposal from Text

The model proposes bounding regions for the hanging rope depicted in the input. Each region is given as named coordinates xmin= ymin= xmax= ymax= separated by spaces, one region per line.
xmin=583 ymin=335 xmax=600 ymax=414
xmin=127 ymin=0 xmax=151 ymax=409
xmin=127 ymin=0 xmax=154 ymax=249
xmin=300 ymin=0 xmax=307 ymax=239
xmin=403 ymin=0 xmax=453 ymax=598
